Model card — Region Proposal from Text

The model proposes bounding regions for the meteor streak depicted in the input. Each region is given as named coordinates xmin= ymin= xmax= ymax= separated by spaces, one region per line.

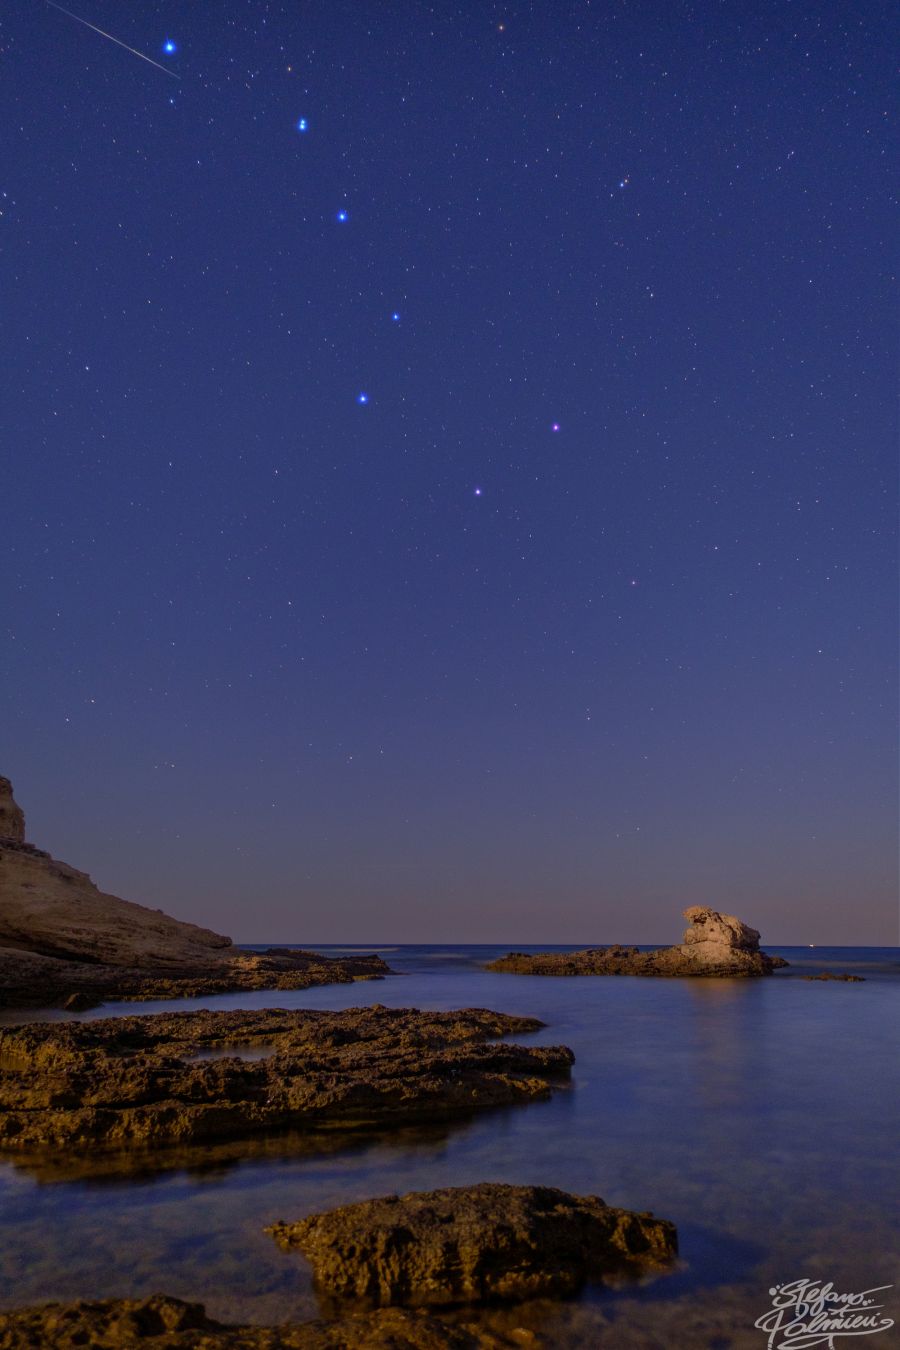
xmin=46 ymin=1 xmax=180 ymax=78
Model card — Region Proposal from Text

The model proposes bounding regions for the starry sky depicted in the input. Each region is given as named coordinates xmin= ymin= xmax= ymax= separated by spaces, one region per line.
xmin=2 ymin=1 xmax=896 ymax=945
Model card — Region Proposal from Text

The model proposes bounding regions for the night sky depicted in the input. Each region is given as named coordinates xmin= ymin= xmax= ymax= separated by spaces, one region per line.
xmin=2 ymin=2 xmax=896 ymax=945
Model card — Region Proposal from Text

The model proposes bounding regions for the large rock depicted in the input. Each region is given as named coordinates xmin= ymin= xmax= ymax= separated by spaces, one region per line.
xmin=0 ymin=1006 xmax=573 ymax=1155
xmin=268 ymin=1183 xmax=677 ymax=1307
xmin=0 ymin=1294 xmax=490 ymax=1348
xmin=0 ymin=845 xmax=233 ymax=969
xmin=0 ymin=776 xmax=231 ymax=968
xmin=0 ymin=775 xmax=390 ymax=1007
xmin=679 ymin=905 xmax=763 ymax=965
xmin=486 ymin=906 xmax=788 ymax=978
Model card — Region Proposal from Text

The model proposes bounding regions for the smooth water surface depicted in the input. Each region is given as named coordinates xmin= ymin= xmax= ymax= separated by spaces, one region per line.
xmin=0 ymin=946 xmax=897 ymax=1347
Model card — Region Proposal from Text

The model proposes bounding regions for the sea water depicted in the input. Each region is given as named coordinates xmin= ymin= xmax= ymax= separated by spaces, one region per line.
xmin=0 ymin=945 xmax=897 ymax=1347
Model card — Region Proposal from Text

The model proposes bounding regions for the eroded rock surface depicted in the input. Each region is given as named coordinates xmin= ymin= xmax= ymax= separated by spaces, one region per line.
xmin=0 ymin=778 xmax=231 ymax=969
xmin=486 ymin=906 xmax=788 ymax=978
xmin=0 ymin=1295 xmax=494 ymax=1348
xmin=0 ymin=945 xmax=390 ymax=1010
xmin=268 ymin=1183 xmax=677 ymax=1308
xmin=0 ymin=778 xmax=25 ymax=845
xmin=0 ymin=1006 xmax=572 ymax=1154
xmin=0 ymin=775 xmax=389 ymax=1007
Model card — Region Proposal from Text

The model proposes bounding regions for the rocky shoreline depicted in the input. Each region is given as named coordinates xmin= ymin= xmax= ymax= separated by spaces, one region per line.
xmin=0 ymin=772 xmax=807 ymax=1347
xmin=486 ymin=906 xmax=788 ymax=978
xmin=0 ymin=944 xmax=390 ymax=1011
xmin=0 ymin=777 xmax=390 ymax=1009
xmin=0 ymin=1005 xmax=572 ymax=1155
xmin=0 ymin=1296 xmax=490 ymax=1349
xmin=0 ymin=1181 xmax=679 ymax=1347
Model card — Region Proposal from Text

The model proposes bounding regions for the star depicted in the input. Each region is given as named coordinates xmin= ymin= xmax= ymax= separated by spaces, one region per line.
xmin=474 ymin=486 xmax=483 ymax=497
xmin=162 ymin=39 xmax=177 ymax=54
xmin=391 ymin=312 xmax=401 ymax=322
xmin=336 ymin=209 xmax=349 ymax=223
xmin=296 ymin=117 xmax=308 ymax=133
xmin=356 ymin=392 xmax=369 ymax=405
xmin=551 ymin=422 xmax=560 ymax=432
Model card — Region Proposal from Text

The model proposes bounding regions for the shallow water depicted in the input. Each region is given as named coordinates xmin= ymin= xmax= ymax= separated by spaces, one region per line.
xmin=0 ymin=945 xmax=898 ymax=1348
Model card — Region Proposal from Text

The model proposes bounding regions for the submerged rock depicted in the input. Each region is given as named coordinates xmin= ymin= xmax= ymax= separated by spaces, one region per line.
xmin=0 ymin=774 xmax=389 ymax=1007
xmin=0 ymin=1006 xmax=572 ymax=1155
xmin=0 ymin=1294 xmax=492 ymax=1348
xmin=486 ymin=906 xmax=788 ymax=978
xmin=268 ymin=1182 xmax=677 ymax=1308
xmin=804 ymin=971 xmax=865 ymax=982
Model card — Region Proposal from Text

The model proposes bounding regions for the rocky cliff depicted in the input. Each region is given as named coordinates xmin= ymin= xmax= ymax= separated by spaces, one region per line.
xmin=0 ymin=777 xmax=25 ymax=844
xmin=0 ymin=776 xmax=232 ymax=968
xmin=0 ymin=775 xmax=389 ymax=1007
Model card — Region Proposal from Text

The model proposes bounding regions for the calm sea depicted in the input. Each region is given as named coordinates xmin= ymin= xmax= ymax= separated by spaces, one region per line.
xmin=1 ymin=945 xmax=898 ymax=1348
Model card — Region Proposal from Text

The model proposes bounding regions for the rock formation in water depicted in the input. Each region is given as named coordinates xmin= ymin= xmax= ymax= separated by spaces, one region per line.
xmin=804 ymin=971 xmax=864 ymax=982
xmin=268 ymin=1182 xmax=677 ymax=1308
xmin=0 ymin=1295 xmax=489 ymax=1348
xmin=0 ymin=775 xmax=388 ymax=1006
xmin=0 ymin=1006 xmax=572 ymax=1154
xmin=486 ymin=905 xmax=788 ymax=977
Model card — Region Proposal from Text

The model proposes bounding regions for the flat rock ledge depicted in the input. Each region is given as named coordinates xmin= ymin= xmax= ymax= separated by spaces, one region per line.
xmin=0 ymin=1295 xmax=493 ymax=1349
xmin=268 ymin=1182 xmax=678 ymax=1308
xmin=486 ymin=906 xmax=788 ymax=978
xmin=0 ymin=945 xmax=391 ymax=1011
xmin=0 ymin=1006 xmax=572 ymax=1154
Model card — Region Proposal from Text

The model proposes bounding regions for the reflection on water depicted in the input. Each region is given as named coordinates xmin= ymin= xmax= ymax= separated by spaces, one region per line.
xmin=0 ymin=946 xmax=897 ymax=1348
xmin=4 ymin=1114 xmax=506 ymax=1188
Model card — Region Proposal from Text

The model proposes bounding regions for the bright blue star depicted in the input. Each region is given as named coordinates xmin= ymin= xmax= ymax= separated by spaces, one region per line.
xmin=474 ymin=486 xmax=483 ymax=497
xmin=336 ymin=209 xmax=349 ymax=223
xmin=163 ymin=39 xmax=177 ymax=54
xmin=391 ymin=312 xmax=401 ymax=322
xmin=356 ymin=392 xmax=369 ymax=405
xmin=296 ymin=118 xmax=308 ymax=132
